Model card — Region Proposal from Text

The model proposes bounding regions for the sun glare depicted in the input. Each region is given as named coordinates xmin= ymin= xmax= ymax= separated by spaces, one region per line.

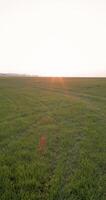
xmin=0 ymin=0 xmax=106 ymax=76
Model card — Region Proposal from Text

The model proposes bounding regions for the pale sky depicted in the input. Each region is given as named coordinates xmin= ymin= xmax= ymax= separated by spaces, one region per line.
xmin=0 ymin=0 xmax=106 ymax=76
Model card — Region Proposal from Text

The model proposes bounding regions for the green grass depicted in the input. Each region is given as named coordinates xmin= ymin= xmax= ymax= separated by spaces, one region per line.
xmin=0 ymin=77 xmax=106 ymax=200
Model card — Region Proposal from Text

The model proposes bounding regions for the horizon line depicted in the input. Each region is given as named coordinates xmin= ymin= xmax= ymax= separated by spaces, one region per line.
xmin=0 ymin=72 xmax=106 ymax=78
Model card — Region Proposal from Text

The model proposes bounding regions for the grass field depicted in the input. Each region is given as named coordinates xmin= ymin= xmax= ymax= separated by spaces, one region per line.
xmin=0 ymin=77 xmax=106 ymax=200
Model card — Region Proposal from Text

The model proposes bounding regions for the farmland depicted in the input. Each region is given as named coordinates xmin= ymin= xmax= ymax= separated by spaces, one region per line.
xmin=0 ymin=77 xmax=106 ymax=200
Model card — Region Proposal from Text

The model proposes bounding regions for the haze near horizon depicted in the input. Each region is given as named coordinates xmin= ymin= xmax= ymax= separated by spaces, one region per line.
xmin=0 ymin=0 xmax=106 ymax=77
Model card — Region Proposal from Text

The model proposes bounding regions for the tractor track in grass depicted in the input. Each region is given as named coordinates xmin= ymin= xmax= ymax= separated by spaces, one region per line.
xmin=0 ymin=78 xmax=106 ymax=200
xmin=0 ymin=111 xmax=35 ymax=125
xmin=0 ymin=114 xmax=41 ymax=150
xmin=31 ymin=85 xmax=106 ymax=102
xmin=0 ymin=98 xmax=57 ymax=149
xmin=30 ymin=85 xmax=106 ymax=115
xmin=0 ymin=84 xmax=105 ymax=126
xmin=0 ymin=91 xmax=48 ymax=124
xmin=0 ymin=101 xmax=55 ymax=126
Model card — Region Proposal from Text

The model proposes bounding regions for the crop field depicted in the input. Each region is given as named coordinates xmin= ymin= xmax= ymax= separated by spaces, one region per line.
xmin=0 ymin=77 xmax=106 ymax=200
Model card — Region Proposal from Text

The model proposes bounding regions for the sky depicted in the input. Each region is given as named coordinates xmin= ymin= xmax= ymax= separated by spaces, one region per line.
xmin=0 ymin=0 xmax=106 ymax=77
